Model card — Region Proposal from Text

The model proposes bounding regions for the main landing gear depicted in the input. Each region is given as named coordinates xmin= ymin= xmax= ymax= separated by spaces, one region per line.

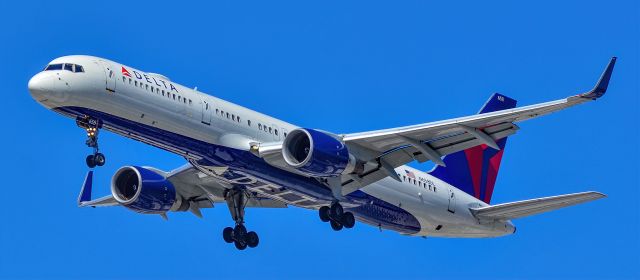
xmin=319 ymin=202 xmax=355 ymax=231
xmin=222 ymin=187 xmax=259 ymax=250
xmin=77 ymin=116 xmax=105 ymax=168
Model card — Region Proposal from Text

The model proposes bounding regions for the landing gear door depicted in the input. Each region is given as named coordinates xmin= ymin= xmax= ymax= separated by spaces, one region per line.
xmin=447 ymin=188 xmax=456 ymax=213
xmin=99 ymin=61 xmax=116 ymax=93
xmin=201 ymin=99 xmax=212 ymax=125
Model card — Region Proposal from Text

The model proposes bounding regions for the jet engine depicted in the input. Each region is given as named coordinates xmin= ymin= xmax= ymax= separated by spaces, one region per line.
xmin=282 ymin=128 xmax=358 ymax=177
xmin=111 ymin=166 xmax=179 ymax=214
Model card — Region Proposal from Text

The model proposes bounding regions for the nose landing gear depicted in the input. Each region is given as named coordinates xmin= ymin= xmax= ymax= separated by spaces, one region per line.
xmin=77 ymin=116 xmax=106 ymax=168
xmin=319 ymin=202 xmax=355 ymax=231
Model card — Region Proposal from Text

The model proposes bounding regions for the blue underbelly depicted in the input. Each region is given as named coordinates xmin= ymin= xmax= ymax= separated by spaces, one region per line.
xmin=54 ymin=106 xmax=421 ymax=234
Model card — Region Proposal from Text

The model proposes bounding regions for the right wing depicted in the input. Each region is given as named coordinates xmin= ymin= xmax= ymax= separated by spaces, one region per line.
xmin=335 ymin=57 xmax=617 ymax=194
xmin=470 ymin=191 xmax=606 ymax=221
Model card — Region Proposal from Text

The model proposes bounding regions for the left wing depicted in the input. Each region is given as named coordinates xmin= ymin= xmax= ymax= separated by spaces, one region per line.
xmin=77 ymin=164 xmax=287 ymax=215
xmin=337 ymin=57 xmax=616 ymax=193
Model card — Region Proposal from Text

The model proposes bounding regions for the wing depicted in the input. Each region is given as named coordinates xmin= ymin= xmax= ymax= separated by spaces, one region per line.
xmin=77 ymin=164 xmax=287 ymax=216
xmin=337 ymin=57 xmax=616 ymax=193
xmin=469 ymin=191 xmax=606 ymax=220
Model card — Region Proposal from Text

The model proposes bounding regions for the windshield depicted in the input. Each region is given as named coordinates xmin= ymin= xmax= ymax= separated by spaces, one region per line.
xmin=44 ymin=63 xmax=84 ymax=73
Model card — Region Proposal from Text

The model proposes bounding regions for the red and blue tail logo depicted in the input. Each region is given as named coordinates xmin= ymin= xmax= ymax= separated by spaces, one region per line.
xmin=428 ymin=93 xmax=516 ymax=204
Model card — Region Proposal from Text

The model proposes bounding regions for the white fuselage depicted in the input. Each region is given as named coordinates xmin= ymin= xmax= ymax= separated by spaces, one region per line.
xmin=29 ymin=55 xmax=515 ymax=238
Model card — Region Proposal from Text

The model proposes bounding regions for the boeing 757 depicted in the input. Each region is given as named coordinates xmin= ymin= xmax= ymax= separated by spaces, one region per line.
xmin=28 ymin=56 xmax=615 ymax=250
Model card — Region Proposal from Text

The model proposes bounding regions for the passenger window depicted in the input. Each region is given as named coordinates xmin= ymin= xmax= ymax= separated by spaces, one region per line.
xmin=173 ymin=94 xmax=176 ymax=100
xmin=64 ymin=64 xmax=73 ymax=71
xmin=232 ymin=114 xmax=235 ymax=121
xmin=189 ymin=99 xmax=192 ymax=105
xmin=258 ymin=124 xmax=262 ymax=130
xmin=145 ymin=84 xmax=149 ymax=90
xmin=269 ymin=127 xmax=272 ymax=134
xmin=226 ymin=113 xmax=230 ymax=119
xmin=284 ymin=132 xmax=287 ymax=137
xmin=237 ymin=116 xmax=240 ymax=122
xmin=275 ymin=129 xmax=278 ymax=136
xmin=151 ymin=86 xmax=155 ymax=92
xmin=129 ymin=78 xmax=132 ymax=84
xmin=122 ymin=76 xmax=126 ymax=82
xmin=134 ymin=81 xmax=138 ymax=86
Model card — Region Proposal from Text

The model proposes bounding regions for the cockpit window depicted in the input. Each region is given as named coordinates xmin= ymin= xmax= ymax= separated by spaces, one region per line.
xmin=44 ymin=63 xmax=85 ymax=73
xmin=45 ymin=64 xmax=63 ymax=71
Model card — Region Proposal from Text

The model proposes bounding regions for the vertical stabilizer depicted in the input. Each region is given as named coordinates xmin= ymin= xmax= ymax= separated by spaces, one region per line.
xmin=428 ymin=93 xmax=516 ymax=204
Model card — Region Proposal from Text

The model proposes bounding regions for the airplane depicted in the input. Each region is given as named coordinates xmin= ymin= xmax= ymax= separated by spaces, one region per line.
xmin=28 ymin=55 xmax=615 ymax=250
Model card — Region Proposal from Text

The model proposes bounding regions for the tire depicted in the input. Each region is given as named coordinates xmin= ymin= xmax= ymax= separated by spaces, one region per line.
xmin=94 ymin=153 xmax=106 ymax=166
xmin=319 ymin=206 xmax=331 ymax=222
xmin=234 ymin=224 xmax=247 ymax=240
xmin=342 ymin=212 xmax=355 ymax=229
xmin=234 ymin=239 xmax=247 ymax=250
xmin=222 ymin=227 xmax=234 ymax=243
xmin=330 ymin=203 xmax=344 ymax=219
xmin=330 ymin=220 xmax=343 ymax=231
xmin=246 ymin=231 xmax=259 ymax=248
xmin=86 ymin=155 xmax=96 ymax=168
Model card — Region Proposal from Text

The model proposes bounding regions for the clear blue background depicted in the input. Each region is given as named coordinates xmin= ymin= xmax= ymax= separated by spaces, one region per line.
xmin=1 ymin=1 xmax=638 ymax=279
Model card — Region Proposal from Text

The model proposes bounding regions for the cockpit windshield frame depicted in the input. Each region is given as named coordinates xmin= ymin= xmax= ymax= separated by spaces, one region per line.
xmin=44 ymin=63 xmax=85 ymax=73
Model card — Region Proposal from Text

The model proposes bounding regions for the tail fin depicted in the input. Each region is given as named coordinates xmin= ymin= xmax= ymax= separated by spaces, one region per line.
xmin=428 ymin=93 xmax=517 ymax=204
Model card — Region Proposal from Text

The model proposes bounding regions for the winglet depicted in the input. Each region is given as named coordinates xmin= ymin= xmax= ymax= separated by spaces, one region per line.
xmin=581 ymin=57 xmax=617 ymax=99
xmin=78 ymin=171 xmax=94 ymax=205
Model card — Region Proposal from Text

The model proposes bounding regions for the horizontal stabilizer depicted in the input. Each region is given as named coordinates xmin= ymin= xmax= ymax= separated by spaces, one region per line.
xmin=470 ymin=191 xmax=605 ymax=220
xmin=78 ymin=171 xmax=118 ymax=207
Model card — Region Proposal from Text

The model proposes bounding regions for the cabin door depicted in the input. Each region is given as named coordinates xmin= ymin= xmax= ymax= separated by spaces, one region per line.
xmin=99 ymin=61 xmax=116 ymax=93
xmin=201 ymin=99 xmax=212 ymax=125
xmin=447 ymin=188 xmax=456 ymax=213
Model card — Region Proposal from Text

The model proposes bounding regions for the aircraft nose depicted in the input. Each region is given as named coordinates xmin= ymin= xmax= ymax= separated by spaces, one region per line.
xmin=28 ymin=72 xmax=54 ymax=100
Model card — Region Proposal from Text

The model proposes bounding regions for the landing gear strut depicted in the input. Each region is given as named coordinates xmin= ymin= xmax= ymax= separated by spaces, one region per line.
xmin=77 ymin=116 xmax=105 ymax=168
xmin=222 ymin=187 xmax=259 ymax=250
xmin=319 ymin=202 xmax=355 ymax=231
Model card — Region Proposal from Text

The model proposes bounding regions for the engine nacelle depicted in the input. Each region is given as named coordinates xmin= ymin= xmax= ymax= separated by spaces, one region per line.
xmin=282 ymin=128 xmax=352 ymax=177
xmin=111 ymin=166 xmax=177 ymax=214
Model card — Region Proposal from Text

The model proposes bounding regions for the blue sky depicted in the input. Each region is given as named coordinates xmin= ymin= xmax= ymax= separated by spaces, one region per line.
xmin=1 ymin=0 xmax=638 ymax=279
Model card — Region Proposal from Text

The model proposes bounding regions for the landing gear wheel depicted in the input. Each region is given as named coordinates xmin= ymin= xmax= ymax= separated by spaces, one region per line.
xmin=246 ymin=231 xmax=259 ymax=248
xmin=94 ymin=153 xmax=106 ymax=166
xmin=330 ymin=203 xmax=344 ymax=218
xmin=330 ymin=220 xmax=343 ymax=231
xmin=319 ymin=206 xmax=331 ymax=222
xmin=234 ymin=239 xmax=247 ymax=250
xmin=342 ymin=212 xmax=355 ymax=229
xmin=79 ymin=117 xmax=105 ymax=168
xmin=234 ymin=224 xmax=247 ymax=240
xmin=222 ymin=227 xmax=234 ymax=243
xmin=86 ymin=155 xmax=96 ymax=168
xmin=224 ymin=188 xmax=260 ymax=250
